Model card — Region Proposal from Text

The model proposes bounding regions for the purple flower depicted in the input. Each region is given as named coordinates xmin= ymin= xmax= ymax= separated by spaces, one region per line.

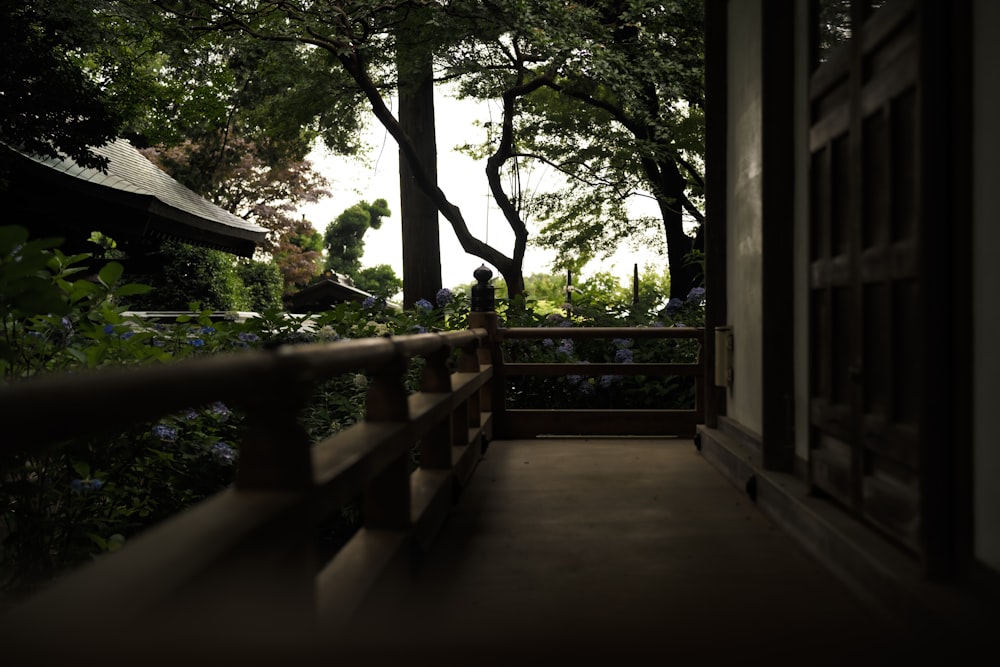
xmin=577 ymin=381 xmax=595 ymax=396
xmin=664 ymin=298 xmax=684 ymax=316
xmin=599 ymin=375 xmax=622 ymax=389
xmin=209 ymin=402 xmax=231 ymax=421
xmin=210 ymin=442 xmax=236 ymax=465
xmin=435 ymin=288 xmax=453 ymax=307
xmin=71 ymin=478 xmax=104 ymax=492
xmin=151 ymin=424 xmax=178 ymax=443
xmin=556 ymin=339 xmax=574 ymax=356
xmin=362 ymin=296 xmax=383 ymax=309
xmin=415 ymin=299 xmax=434 ymax=312
xmin=239 ymin=332 xmax=260 ymax=343
xmin=614 ymin=348 xmax=634 ymax=364
xmin=686 ymin=286 xmax=706 ymax=305
xmin=176 ymin=408 xmax=199 ymax=421
xmin=542 ymin=338 xmax=555 ymax=348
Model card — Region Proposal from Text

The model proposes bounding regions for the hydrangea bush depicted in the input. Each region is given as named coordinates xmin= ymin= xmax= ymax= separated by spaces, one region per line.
xmin=0 ymin=224 xmax=702 ymax=597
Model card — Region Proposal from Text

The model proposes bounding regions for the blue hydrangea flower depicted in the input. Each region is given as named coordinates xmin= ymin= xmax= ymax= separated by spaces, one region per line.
xmin=435 ymin=288 xmax=453 ymax=307
xmin=598 ymin=375 xmax=622 ymax=389
xmin=557 ymin=320 xmax=573 ymax=328
xmin=362 ymin=296 xmax=381 ymax=309
xmin=189 ymin=338 xmax=205 ymax=347
xmin=556 ymin=339 xmax=574 ymax=356
xmin=566 ymin=375 xmax=582 ymax=386
xmin=71 ymin=478 xmax=104 ymax=492
xmin=200 ymin=326 xmax=216 ymax=335
xmin=542 ymin=338 xmax=555 ymax=348
xmin=577 ymin=381 xmax=595 ymax=396
xmin=612 ymin=338 xmax=632 ymax=348
xmin=239 ymin=332 xmax=260 ymax=343
xmin=120 ymin=330 xmax=134 ymax=340
xmin=415 ymin=298 xmax=434 ymax=312
xmin=176 ymin=408 xmax=199 ymax=421
xmin=151 ymin=424 xmax=178 ymax=443
xmin=686 ymin=286 xmax=706 ymax=305
xmin=614 ymin=348 xmax=634 ymax=364
xmin=103 ymin=324 xmax=115 ymax=335
xmin=411 ymin=324 xmax=428 ymax=334
xmin=210 ymin=402 xmax=231 ymax=421
xmin=664 ymin=297 xmax=684 ymax=316
xmin=210 ymin=442 xmax=236 ymax=465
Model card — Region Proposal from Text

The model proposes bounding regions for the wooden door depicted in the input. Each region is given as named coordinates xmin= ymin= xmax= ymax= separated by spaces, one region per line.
xmin=808 ymin=0 xmax=924 ymax=555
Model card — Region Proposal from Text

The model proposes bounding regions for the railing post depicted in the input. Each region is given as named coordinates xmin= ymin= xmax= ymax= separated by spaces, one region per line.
xmin=467 ymin=265 xmax=506 ymax=437
xmin=363 ymin=350 xmax=411 ymax=530
xmin=420 ymin=344 xmax=454 ymax=470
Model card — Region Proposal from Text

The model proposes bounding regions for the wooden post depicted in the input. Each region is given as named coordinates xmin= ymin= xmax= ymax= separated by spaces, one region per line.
xmin=633 ymin=263 xmax=640 ymax=307
xmin=421 ymin=345 xmax=454 ymax=470
xmin=363 ymin=352 xmax=411 ymax=530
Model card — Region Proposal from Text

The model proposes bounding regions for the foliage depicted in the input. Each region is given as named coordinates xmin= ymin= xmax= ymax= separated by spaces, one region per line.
xmin=324 ymin=199 xmax=392 ymax=276
xmin=355 ymin=264 xmax=403 ymax=301
xmin=274 ymin=218 xmax=325 ymax=297
xmin=444 ymin=0 xmax=706 ymax=298
xmin=236 ymin=260 xmax=284 ymax=313
xmin=0 ymin=225 xmax=703 ymax=600
xmin=498 ymin=279 xmax=705 ymax=413
xmin=0 ymin=0 xmax=122 ymax=173
xmin=123 ymin=241 xmax=249 ymax=312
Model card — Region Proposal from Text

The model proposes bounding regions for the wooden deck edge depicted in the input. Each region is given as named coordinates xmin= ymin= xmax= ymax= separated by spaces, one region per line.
xmin=696 ymin=424 xmax=991 ymax=636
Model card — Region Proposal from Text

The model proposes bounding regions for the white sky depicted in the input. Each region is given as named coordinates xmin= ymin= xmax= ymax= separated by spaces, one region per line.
xmin=296 ymin=86 xmax=665 ymax=292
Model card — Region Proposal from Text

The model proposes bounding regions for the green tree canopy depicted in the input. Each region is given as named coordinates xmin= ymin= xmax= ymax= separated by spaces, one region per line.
xmin=324 ymin=199 xmax=392 ymax=276
xmin=444 ymin=0 xmax=705 ymax=298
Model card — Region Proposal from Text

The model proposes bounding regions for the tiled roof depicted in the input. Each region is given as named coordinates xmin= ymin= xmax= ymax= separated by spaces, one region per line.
xmin=20 ymin=139 xmax=267 ymax=247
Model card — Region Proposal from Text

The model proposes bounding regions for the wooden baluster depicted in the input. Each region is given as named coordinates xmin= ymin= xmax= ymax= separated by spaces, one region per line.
xmin=421 ymin=345 xmax=454 ymax=470
xmin=363 ymin=352 xmax=411 ymax=530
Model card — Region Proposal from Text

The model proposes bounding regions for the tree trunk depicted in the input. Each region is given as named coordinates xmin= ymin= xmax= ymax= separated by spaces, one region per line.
xmin=652 ymin=158 xmax=701 ymax=300
xmin=397 ymin=23 xmax=442 ymax=307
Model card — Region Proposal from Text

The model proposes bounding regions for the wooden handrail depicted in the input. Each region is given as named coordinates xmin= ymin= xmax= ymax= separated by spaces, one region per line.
xmin=494 ymin=326 xmax=705 ymax=438
xmin=0 ymin=317 xmax=704 ymax=661
xmin=0 ymin=327 xmax=495 ymax=660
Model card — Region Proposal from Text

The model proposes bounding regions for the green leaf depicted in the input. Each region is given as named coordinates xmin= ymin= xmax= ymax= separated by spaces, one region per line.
xmin=73 ymin=461 xmax=91 ymax=477
xmin=97 ymin=261 xmax=124 ymax=287
xmin=115 ymin=283 xmax=153 ymax=296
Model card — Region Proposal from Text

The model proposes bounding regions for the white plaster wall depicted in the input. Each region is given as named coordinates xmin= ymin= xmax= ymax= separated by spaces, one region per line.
xmin=725 ymin=0 xmax=764 ymax=437
xmin=973 ymin=0 xmax=1000 ymax=574
xmin=793 ymin=4 xmax=810 ymax=462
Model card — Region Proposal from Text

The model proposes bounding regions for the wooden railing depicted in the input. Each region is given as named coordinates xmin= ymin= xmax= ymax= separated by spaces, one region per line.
xmin=493 ymin=325 xmax=705 ymax=438
xmin=0 ymin=309 xmax=704 ymax=661
xmin=0 ymin=326 xmax=494 ymax=660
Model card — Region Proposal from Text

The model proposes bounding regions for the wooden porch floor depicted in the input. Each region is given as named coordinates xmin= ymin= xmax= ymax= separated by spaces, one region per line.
xmin=323 ymin=438 xmax=923 ymax=665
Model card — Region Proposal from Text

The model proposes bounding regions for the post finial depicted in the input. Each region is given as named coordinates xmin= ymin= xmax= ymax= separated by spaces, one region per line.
xmin=471 ymin=264 xmax=495 ymax=312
